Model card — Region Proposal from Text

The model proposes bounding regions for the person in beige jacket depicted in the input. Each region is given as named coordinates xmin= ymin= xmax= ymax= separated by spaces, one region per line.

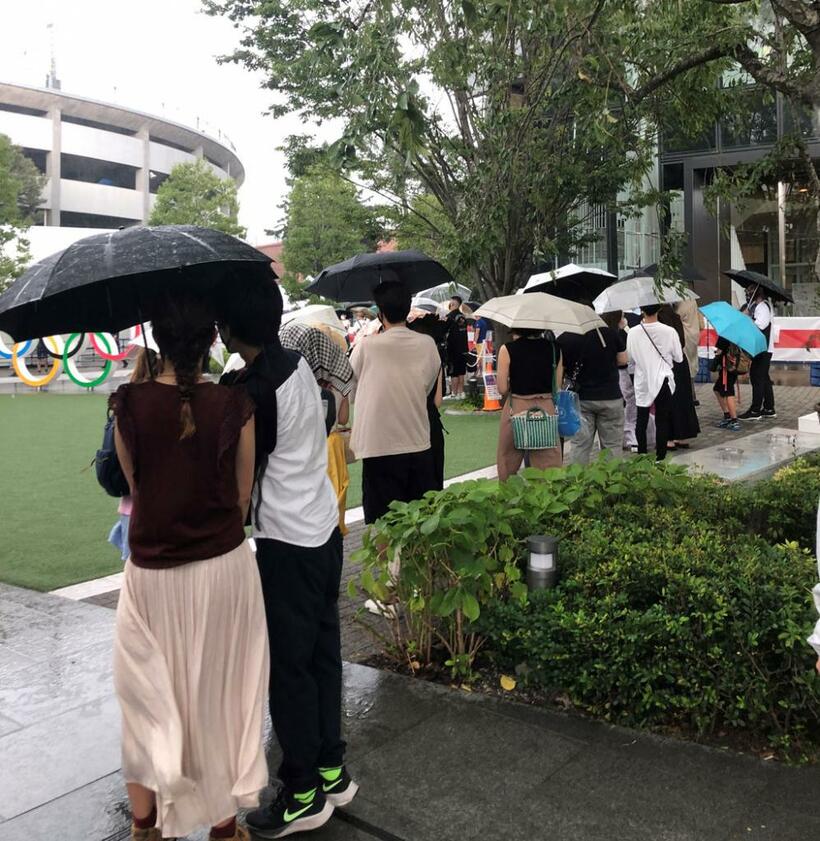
xmin=675 ymin=298 xmax=701 ymax=380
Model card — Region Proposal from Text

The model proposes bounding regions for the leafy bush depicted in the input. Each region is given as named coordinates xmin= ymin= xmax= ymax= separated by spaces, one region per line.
xmin=352 ymin=458 xmax=690 ymax=677
xmin=749 ymin=456 xmax=820 ymax=548
xmin=352 ymin=453 xmax=820 ymax=751
xmin=478 ymin=509 xmax=820 ymax=753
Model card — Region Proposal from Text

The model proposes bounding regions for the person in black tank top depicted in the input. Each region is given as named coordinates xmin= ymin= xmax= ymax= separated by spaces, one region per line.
xmin=495 ymin=328 xmax=563 ymax=480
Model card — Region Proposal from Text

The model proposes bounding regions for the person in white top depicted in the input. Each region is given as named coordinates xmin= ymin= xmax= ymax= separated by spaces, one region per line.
xmin=625 ymin=303 xmax=684 ymax=461
xmin=350 ymin=279 xmax=442 ymax=524
xmin=739 ymin=287 xmax=776 ymax=420
xmin=217 ymin=280 xmax=356 ymax=838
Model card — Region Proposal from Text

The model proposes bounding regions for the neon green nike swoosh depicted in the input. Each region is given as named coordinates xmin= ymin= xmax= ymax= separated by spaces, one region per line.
xmin=324 ymin=778 xmax=344 ymax=792
xmin=283 ymin=803 xmax=313 ymax=823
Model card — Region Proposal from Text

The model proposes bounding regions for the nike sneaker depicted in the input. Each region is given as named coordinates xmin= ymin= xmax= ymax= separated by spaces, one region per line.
xmin=245 ymin=786 xmax=333 ymax=838
xmin=319 ymin=766 xmax=360 ymax=808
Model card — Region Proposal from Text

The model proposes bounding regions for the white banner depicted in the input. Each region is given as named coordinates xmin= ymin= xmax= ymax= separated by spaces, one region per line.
xmin=699 ymin=317 xmax=820 ymax=363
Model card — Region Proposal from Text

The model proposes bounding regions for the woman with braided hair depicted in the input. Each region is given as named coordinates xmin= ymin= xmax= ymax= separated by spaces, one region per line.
xmin=109 ymin=289 xmax=267 ymax=841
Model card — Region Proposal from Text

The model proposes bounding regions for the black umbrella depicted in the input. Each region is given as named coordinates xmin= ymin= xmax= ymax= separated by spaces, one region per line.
xmin=723 ymin=269 xmax=794 ymax=304
xmin=522 ymin=263 xmax=616 ymax=302
xmin=306 ymin=250 xmax=454 ymax=302
xmin=0 ymin=225 xmax=274 ymax=342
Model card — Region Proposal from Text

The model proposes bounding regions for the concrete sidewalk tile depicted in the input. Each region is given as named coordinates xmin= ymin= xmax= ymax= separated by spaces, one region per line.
xmin=723 ymin=804 xmax=820 ymax=840
xmin=0 ymin=694 xmax=122 ymax=820
xmin=0 ymin=638 xmax=114 ymax=726
xmin=0 ymin=772 xmax=129 ymax=841
xmin=0 ymin=645 xmax=35 ymax=681
xmin=0 ymin=711 xmax=23 ymax=738
xmin=348 ymin=703 xmax=582 ymax=841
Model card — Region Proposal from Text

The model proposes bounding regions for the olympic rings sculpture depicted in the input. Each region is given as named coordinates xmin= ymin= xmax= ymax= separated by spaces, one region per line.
xmin=0 ymin=326 xmax=143 ymax=389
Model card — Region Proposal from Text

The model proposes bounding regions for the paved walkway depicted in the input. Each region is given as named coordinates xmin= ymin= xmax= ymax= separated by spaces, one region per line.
xmin=1 ymin=583 xmax=819 ymax=841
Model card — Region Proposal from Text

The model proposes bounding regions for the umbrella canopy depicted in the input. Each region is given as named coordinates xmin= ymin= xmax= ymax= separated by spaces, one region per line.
xmin=593 ymin=276 xmax=699 ymax=314
xmin=699 ymin=301 xmax=767 ymax=357
xmin=410 ymin=296 xmax=443 ymax=313
xmin=282 ymin=303 xmax=346 ymax=337
xmin=522 ymin=263 xmax=616 ymax=302
xmin=723 ymin=269 xmax=794 ymax=304
xmin=307 ymin=250 xmax=454 ymax=301
xmin=415 ymin=281 xmax=472 ymax=303
xmin=0 ymin=225 xmax=273 ymax=342
xmin=473 ymin=292 xmax=604 ymax=336
xmin=621 ymin=263 xmax=705 ymax=283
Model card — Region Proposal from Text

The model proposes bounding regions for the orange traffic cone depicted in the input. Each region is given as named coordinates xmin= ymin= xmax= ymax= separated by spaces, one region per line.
xmin=482 ymin=348 xmax=502 ymax=412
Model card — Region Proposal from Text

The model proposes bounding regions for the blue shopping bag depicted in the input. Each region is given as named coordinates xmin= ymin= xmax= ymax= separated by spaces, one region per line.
xmin=556 ymin=389 xmax=582 ymax=438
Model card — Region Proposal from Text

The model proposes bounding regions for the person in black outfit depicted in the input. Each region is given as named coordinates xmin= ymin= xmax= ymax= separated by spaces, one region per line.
xmin=740 ymin=287 xmax=776 ymax=420
xmin=445 ymin=296 xmax=469 ymax=398
xmin=657 ymin=305 xmax=700 ymax=448
xmin=558 ymin=316 xmax=627 ymax=464
xmin=712 ymin=336 xmax=742 ymax=432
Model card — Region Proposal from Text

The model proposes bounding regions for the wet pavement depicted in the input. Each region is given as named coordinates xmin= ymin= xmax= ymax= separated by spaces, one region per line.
xmin=3 ymin=582 xmax=820 ymax=840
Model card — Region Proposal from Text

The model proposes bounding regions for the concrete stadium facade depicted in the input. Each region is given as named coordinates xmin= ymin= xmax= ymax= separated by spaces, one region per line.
xmin=0 ymin=81 xmax=244 ymax=229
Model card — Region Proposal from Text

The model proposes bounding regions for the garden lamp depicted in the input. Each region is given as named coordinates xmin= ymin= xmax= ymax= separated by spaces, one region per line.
xmin=527 ymin=535 xmax=558 ymax=590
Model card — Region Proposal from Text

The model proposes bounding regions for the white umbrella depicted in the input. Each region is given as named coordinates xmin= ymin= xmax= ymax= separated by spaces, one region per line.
xmin=593 ymin=276 xmax=699 ymax=314
xmin=282 ymin=303 xmax=346 ymax=337
xmin=410 ymin=296 xmax=442 ymax=312
xmin=473 ymin=292 xmax=604 ymax=336
xmin=416 ymin=282 xmax=472 ymax=303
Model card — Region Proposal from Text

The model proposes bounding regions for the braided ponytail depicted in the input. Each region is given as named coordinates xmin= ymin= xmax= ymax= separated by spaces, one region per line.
xmin=150 ymin=291 xmax=217 ymax=441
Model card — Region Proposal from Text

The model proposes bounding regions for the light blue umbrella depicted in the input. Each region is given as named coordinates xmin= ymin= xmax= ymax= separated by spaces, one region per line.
xmin=699 ymin=301 xmax=767 ymax=356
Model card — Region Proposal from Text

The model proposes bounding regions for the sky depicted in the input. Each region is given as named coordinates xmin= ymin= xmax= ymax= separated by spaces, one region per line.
xmin=0 ymin=0 xmax=337 ymax=242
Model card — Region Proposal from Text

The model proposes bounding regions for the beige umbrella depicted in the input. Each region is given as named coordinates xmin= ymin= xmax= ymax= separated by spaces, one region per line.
xmin=473 ymin=292 xmax=605 ymax=336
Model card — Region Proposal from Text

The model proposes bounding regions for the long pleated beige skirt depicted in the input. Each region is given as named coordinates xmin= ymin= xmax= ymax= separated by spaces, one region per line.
xmin=113 ymin=541 xmax=270 ymax=838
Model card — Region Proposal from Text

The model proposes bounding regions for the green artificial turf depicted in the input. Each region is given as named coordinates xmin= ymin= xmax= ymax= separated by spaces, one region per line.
xmin=0 ymin=395 xmax=499 ymax=591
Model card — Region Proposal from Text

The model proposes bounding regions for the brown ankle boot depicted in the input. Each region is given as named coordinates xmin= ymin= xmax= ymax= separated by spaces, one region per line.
xmin=209 ymin=824 xmax=249 ymax=841
xmin=131 ymin=825 xmax=163 ymax=841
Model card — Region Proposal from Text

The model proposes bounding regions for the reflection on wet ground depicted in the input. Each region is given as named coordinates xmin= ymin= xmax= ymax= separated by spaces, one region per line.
xmin=4 ymin=582 xmax=820 ymax=841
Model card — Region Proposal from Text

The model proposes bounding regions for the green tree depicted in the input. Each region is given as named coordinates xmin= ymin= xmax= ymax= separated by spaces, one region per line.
xmin=393 ymin=193 xmax=458 ymax=276
xmin=280 ymin=165 xmax=384 ymax=299
xmin=0 ymin=133 xmax=45 ymax=292
xmin=149 ymin=159 xmax=245 ymax=237
xmin=205 ymin=0 xmax=736 ymax=296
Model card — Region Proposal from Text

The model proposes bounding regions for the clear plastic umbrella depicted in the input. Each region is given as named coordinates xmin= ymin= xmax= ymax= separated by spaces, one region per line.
xmin=593 ymin=276 xmax=699 ymax=314
xmin=416 ymin=282 xmax=472 ymax=303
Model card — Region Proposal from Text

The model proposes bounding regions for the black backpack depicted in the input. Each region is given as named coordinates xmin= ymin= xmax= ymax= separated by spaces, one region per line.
xmin=95 ymin=411 xmax=130 ymax=497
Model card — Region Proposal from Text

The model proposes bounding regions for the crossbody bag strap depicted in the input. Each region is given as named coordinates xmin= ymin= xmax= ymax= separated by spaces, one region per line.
xmin=641 ymin=324 xmax=671 ymax=367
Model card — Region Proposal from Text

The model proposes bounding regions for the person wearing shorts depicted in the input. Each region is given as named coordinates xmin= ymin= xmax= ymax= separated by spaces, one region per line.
xmin=713 ymin=337 xmax=741 ymax=432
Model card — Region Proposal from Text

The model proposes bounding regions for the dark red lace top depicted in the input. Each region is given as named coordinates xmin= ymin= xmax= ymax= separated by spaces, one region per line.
xmin=109 ymin=381 xmax=254 ymax=568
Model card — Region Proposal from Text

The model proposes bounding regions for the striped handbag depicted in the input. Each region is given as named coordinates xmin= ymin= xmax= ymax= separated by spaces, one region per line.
xmin=510 ymin=406 xmax=559 ymax=450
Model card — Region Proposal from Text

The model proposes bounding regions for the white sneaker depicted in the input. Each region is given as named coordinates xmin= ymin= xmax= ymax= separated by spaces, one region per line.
xmin=364 ymin=599 xmax=397 ymax=619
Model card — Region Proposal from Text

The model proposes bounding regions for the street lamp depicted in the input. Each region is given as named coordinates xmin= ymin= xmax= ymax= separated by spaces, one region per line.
xmin=527 ymin=535 xmax=558 ymax=590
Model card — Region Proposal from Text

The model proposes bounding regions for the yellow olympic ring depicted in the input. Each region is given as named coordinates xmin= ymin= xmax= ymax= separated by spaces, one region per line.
xmin=12 ymin=336 xmax=63 ymax=387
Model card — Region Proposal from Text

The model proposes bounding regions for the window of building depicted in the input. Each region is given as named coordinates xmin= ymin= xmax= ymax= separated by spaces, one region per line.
xmin=61 ymin=153 xmax=138 ymax=189
xmin=61 ymin=114 xmax=137 ymax=136
xmin=0 ymin=102 xmax=48 ymax=117
xmin=783 ymin=99 xmax=820 ymax=140
xmin=149 ymin=170 xmax=169 ymax=194
xmin=22 ymin=148 xmax=47 ymax=174
xmin=60 ymin=211 xmax=140 ymax=229
xmin=719 ymin=87 xmax=777 ymax=149
xmin=662 ymin=125 xmax=717 ymax=155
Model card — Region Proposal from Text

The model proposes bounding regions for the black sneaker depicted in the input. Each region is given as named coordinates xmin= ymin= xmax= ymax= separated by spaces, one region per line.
xmin=245 ymin=786 xmax=334 ymax=838
xmin=761 ymin=409 xmax=777 ymax=419
xmin=738 ymin=410 xmax=763 ymax=421
xmin=319 ymin=766 xmax=359 ymax=808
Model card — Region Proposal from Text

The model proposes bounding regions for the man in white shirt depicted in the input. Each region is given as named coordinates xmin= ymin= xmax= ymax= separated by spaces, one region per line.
xmin=350 ymin=279 xmax=442 ymax=524
xmin=739 ymin=287 xmax=776 ymax=420
xmin=626 ymin=303 xmax=684 ymax=461
xmin=218 ymin=280 xmax=356 ymax=839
